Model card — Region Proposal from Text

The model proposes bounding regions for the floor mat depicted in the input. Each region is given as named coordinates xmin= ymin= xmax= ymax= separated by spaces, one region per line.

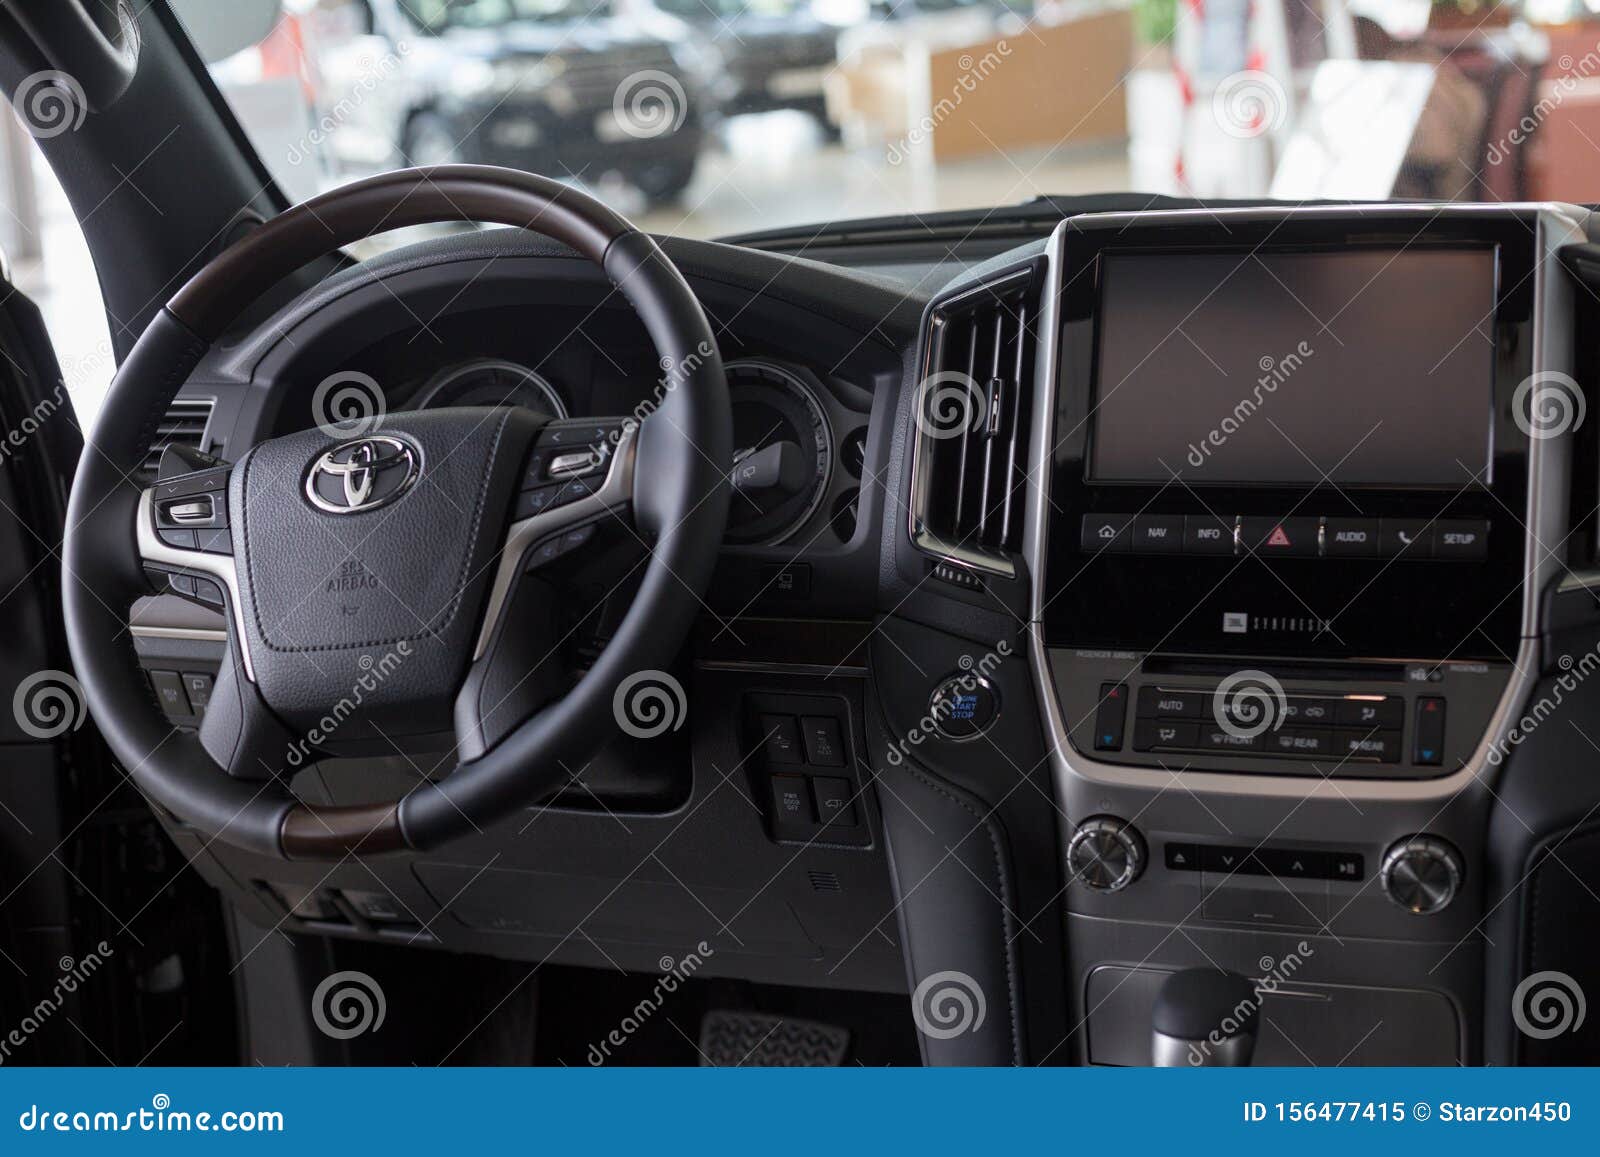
xmin=697 ymin=1010 xmax=850 ymax=1066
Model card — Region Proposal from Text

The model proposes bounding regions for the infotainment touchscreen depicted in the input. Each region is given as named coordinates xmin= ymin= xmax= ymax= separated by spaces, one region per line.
xmin=1087 ymin=248 xmax=1497 ymax=487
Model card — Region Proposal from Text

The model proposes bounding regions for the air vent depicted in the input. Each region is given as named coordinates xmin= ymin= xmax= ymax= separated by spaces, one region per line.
xmin=807 ymin=870 xmax=841 ymax=893
xmin=141 ymin=397 xmax=215 ymax=476
xmin=908 ymin=268 xmax=1040 ymax=577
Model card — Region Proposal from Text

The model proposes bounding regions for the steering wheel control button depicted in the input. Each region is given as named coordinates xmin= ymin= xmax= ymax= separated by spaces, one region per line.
xmin=181 ymin=673 xmax=214 ymax=712
xmin=514 ymin=485 xmax=560 ymax=519
xmin=1092 ymin=682 xmax=1127 ymax=750
xmin=1414 ymin=697 xmax=1447 ymax=765
xmin=195 ymin=528 xmax=232 ymax=555
xmin=1380 ymin=835 xmax=1463 ymax=914
xmin=157 ymin=528 xmax=197 ymax=550
xmin=148 ymin=670 xmax=193 ymax=717
xmin=928 ymin=674 xmax=998 ymax=739
xmin=812 ymin=777 xmax=858 ymax=826
xmin=800 ymin=716 xmax=845 ymax=766
xmin=760 ymin=715 xmax=803 ymax=764
xmin=1067 ymin=816 xmax=1146 ymax=893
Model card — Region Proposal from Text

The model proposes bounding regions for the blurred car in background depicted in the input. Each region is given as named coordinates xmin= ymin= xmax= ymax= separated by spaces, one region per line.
xmin=297 ymin=0 xmax=707 ymax=203
xmin=619 ymin=0 xmax=844 ymax=131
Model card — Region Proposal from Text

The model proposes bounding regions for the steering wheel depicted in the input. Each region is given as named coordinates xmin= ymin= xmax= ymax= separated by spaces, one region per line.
xmin=63 ymin=166 xmax=731 ymax=860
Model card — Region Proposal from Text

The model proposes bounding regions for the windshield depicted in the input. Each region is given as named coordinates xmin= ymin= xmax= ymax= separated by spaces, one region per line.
xmin=186 ymin=0 xmax=1600 ymax=243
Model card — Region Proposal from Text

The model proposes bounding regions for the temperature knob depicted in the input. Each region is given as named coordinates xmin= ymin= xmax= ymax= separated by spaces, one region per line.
xmin=1067 ymin=816 xmax=1146 ymax=893
xmin=1380 ymin=835 xmax=1463 ymax=914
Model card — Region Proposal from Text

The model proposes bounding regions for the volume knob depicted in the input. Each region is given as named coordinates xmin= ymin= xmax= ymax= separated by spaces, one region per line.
xmin=1067 ymin=816 xmax=1146 ymax=893
xmin=1380 ymin=835 xmax=1463 ymax=914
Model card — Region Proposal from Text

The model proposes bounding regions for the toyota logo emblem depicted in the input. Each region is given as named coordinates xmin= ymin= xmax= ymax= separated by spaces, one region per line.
xmin=305 ymin=436 xmax=420 ymax=514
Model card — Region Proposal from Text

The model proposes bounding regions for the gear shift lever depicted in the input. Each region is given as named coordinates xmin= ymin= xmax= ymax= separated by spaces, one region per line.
xmin=1151 ymin=969 xmax=1260 ymax=1066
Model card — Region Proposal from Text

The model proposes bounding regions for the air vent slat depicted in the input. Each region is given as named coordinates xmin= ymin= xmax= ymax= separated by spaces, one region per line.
xmin=909 ymin=269 xmax=1040 ymax=578
xmin=141 ymin=398 xmax=215 ymax=476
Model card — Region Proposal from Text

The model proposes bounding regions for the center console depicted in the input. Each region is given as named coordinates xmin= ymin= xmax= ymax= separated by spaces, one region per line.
xmin=1022 ymin=205 xmax=1587 ymax=1065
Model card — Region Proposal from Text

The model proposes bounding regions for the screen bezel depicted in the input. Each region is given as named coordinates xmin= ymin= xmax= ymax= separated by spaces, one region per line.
xmin=1042 ymin=210 xmax=1537 ymax=661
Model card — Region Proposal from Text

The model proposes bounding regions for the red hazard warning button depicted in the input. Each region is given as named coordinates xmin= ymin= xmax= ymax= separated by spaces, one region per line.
xmin=1241 ymin=516 xmax=1320 ymax=557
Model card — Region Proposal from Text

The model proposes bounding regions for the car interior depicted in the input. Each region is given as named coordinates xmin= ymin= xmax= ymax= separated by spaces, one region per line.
xmin=0 ymin=0 xmax=1598 ymax=1070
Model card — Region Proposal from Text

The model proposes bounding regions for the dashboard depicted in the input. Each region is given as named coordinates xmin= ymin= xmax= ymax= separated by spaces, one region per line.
xmin=130 ymin=203 xmax=1600 ymax=1069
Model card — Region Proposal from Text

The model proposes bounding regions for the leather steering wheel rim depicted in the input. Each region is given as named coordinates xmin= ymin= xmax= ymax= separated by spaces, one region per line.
xmin=62 ymin=165 xmax=731 ymax=860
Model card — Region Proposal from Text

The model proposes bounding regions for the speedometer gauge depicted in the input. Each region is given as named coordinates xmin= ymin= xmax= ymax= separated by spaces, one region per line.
xmin=414 ymin=359 xmax=568 ymax=417
xmin=724 ymin=360 xmax=832 ymax=547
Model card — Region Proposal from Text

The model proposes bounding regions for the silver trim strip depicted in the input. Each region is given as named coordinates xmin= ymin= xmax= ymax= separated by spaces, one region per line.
xmin=1023 ymin=203 xmax=1589 ymax=805
xmin=131 ymin=626 xmax=229 ymax=643
xmin=136 ymin=488 xmax=255 ymax=681
xmin=471 ymin=424 xmax=637 ymax=660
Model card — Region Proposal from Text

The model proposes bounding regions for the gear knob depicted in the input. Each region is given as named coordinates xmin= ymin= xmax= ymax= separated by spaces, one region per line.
xmin=1152 ymin=969 xmax=1260 ymax=1066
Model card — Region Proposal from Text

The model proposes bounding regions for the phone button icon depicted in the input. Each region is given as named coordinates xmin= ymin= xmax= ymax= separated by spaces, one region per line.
xmin=1379 ymin=519 xmax=1434 ymax=559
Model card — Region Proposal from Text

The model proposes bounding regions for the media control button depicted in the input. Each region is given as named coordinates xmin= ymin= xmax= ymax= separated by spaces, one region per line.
xmin=1165 ymin=842 xmax=1200 ymax=871
xmin=1323 ymin=518 xmax=1379 ymax=557
xmin=1136 ymin=687 xmax=1208 ymax=718
xmin=1131 ymin=514 xmax=1185 ymax=554
xmin=1081 ymin=514 xmax=1133 ymax=554
xmin=1259 ymin=849 xmax=1327 ymax=879
xmin=1335 ymin=697 xmax=1403 ymax=729
xmin=1239 ymin=516 xmax=1320 ymax=557
xmin=1379 ymin=519 xmax=1434 ymax=559
xmin=1434 ymin=519 xmax=1489 ymax=560
xmin=1414 ymin=697 xmax=1446 ymax=765
xmin=1183 ymin=514 xmax=1236 ymax=555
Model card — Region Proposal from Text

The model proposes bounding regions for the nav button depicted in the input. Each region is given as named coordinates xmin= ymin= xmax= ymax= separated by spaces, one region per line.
xmin=1132 ymin=514 xmax=1185 ymax=554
